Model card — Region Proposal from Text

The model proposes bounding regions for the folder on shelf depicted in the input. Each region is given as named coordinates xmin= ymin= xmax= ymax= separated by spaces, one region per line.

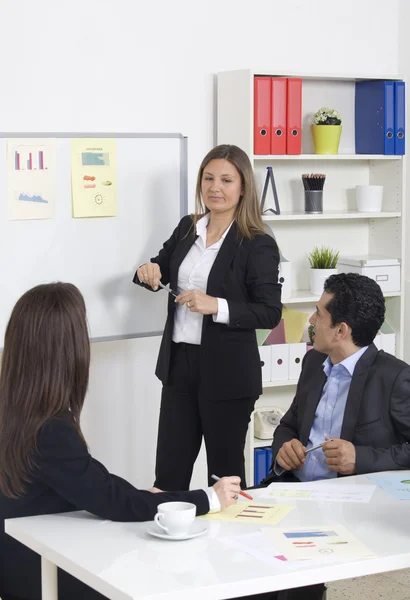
xmin=266 ymin=447 xmax=273 ymax=474
xmin=286 ymin=78 xmax=302 ymax=155
xmin=254 ymin=448 xmax=267 ymax=486
xmin=355 ymin=80 xmax=395 ymax=154
xmin=394 ymin=81 xmax=405 ymax=155
xmin=270 ymin=78 xmax=287 ymax=154
xmin=264 ymin=319 xmax=286 ymax=345
xmin=282 ymin=307 xmax=309 ymax=344
xmin=254 ymin=76 xmax=271 ymax=155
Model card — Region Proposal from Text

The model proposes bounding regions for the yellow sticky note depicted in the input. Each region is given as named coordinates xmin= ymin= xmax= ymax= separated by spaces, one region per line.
xmin=71 ymin=138 xmax=117 ymax=218
xmin=282 ymin=307 xmax=309 ymax=344
xmin=199 ymin=503 xmax=294 ymax=524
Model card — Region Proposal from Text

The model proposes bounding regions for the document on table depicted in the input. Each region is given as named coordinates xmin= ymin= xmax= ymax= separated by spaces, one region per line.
xmin=199 ymin=503 xmax=294 ymax=524
xmin=260 ymin=482 xmax=376 ymax=503
xmin=220 ymin=531 xmax=362 ymax=569
xmin=262 ymin=525 xmax=375 ymax=561
xmin=367 ymin=473 xmax=410 ymax=501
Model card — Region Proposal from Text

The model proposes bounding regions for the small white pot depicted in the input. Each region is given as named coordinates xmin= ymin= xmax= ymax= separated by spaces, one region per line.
xmin=310 ymin=268 xmax=338 ymax=296
xmin=356 ymin=185 xmax=383 ymax=212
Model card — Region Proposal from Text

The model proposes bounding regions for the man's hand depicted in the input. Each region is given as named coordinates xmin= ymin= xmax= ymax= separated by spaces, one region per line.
xmin=276 ymin=438 xmax=307 ymax=471
xmin=322 ymin=437 xmax=356 ymax=475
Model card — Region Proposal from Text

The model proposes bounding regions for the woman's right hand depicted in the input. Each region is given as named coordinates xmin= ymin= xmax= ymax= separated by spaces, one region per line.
xmin=137 ymin=263 xmax=162 ymax=291
xmin=212 ymin=476 xmax=241 ymax=509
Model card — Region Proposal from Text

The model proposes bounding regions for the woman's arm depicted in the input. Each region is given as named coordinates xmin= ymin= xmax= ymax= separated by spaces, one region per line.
xmin=36 ymin=417 xmax=209 ymax=522
xmin=133 ymin=215 xmax=193 ymax=291
xmin=227 ymin=234 xmax=282 ymax=330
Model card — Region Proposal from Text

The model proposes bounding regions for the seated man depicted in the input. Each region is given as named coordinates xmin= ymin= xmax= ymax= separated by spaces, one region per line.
xmin=256 ymin=272 xmax=410 ymax=600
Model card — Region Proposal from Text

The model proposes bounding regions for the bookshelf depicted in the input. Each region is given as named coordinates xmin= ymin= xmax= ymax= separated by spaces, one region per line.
xmin=217 ymin=69 xmax=406 ymax=486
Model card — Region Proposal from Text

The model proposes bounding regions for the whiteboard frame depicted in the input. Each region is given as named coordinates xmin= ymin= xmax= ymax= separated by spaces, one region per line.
xmin=0 ymin=132 xmax=188 ymax=344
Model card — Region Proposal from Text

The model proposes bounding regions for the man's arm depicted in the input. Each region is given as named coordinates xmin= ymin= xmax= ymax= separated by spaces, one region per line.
xmin=355 ymin=366 xmax=410 ymax=474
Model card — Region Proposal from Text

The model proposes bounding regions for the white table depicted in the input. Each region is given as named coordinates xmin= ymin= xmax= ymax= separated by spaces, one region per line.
xmin=6 ymin=473 xmax=410 ymax=600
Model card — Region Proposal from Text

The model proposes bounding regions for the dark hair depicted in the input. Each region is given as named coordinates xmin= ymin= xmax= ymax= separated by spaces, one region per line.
xmin=0 ymin=282 xmax=90 ymax=498
xmin=193 ymin=144 xmax=265 ymax=239
xmin=324 ymin=273 xmax=385 ymax=347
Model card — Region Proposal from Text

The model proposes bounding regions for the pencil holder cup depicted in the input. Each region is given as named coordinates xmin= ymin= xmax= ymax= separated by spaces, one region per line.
xmin=305 ymin=190 xmax=323 ymax=214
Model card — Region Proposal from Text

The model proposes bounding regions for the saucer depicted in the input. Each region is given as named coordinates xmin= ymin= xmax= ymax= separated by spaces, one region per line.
xmin=146 ymin=520 xmax=208 ymax=541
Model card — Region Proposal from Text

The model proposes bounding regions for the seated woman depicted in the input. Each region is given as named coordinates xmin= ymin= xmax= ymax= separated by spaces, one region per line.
xmin=0 ymin=282 xmax=240 ymax=600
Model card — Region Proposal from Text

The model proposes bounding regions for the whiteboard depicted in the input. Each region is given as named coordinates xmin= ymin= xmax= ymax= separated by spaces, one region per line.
xmin=0 ymin=133 xmax=187 ymax=344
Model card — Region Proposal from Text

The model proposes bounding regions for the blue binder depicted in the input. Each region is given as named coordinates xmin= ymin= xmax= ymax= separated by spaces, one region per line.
xmin=355 ymin=80 xmax=395 ymax=154
xmin=254 ymin=448 xmax=267 ymax=486
xmin=266 ymin=447 xmax=273 ymax=476
xmin=394 ymin=81 xmax=405 ymax=155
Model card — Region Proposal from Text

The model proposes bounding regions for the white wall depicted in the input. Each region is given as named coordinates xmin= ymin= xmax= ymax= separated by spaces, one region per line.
xmin=0 ymin=0 xmax=400 ymax=488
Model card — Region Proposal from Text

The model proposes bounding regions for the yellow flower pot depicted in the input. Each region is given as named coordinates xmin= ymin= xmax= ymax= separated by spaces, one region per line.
xmin=311 ymin=124 xmax=342 ymax=155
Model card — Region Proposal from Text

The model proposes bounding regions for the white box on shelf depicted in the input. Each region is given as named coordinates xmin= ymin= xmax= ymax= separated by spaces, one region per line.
xmin=288 ymin=343 xmax=306 ymax=379
xmin=337 ymin=255 xmax=400 ymax=293
xmin=258 ymin=346 xmax=272 ymax=382
xmin=373 ymin=334 xmax=382 ymax=350
xmin=380 ymin=320 xmax=396 ymax=356
xmin=381 ymin=333 xmax=396 ymax=356
xmin=279 ymin=260 xmax=292 ymax=300
xmin=270 ymin=344 xmax=289 ymax=381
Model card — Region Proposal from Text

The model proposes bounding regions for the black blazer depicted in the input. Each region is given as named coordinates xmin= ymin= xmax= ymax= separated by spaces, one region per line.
xmin=133 ymin=215 xmax=282 ymax=401
xmin=272 ymin=344 xmax=410 ymax=475
xmin=0 ymin=414 xmax=209 ymax=600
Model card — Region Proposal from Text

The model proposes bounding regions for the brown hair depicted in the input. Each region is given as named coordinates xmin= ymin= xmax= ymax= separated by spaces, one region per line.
xmin=193 ymin=144 xmax=265 ymax=239
xmin=0 ymin=282 xmax=90 ymax=498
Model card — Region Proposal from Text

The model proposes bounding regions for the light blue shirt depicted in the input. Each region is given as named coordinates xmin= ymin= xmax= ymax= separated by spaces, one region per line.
xmin=294 ymin=346 xmax=368 ymax=482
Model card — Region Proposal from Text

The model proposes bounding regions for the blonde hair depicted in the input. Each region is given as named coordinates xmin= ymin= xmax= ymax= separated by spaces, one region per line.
xmin=193 ymin=145 xmax=265 ymax=239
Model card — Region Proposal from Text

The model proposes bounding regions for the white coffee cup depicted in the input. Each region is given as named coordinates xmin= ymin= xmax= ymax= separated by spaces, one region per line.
xmin=154 ymin=502 xmax=196 ymax=535
xmin=356 ymin=185 xmax=383 ymax=212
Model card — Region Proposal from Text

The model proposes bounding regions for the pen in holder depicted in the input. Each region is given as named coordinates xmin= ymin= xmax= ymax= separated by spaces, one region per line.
xmin=302 ymin=173 xmax=326 ymax=214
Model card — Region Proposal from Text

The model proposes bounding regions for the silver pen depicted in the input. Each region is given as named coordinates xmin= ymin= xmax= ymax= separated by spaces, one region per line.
xmin=304 ymin=442 xmax=325 ymax=454
xmin=157 ymin=280 xmax=178 ymax=297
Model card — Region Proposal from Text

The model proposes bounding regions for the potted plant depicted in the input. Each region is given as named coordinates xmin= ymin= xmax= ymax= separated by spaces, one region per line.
xmin=311 ymin=107 xmax=342 ymax=154
xmin=306 ymin=324 xmax=315 ymax=352
xmin=307 ymin=246 xmax=339 ymax=296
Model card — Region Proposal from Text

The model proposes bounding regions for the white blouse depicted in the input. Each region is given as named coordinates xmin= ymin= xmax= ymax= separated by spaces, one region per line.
xmin=172 ymin=214 xmax=232 ymax=345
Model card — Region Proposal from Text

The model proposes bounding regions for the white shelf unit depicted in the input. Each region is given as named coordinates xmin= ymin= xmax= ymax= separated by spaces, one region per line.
xmin=217 ymin=69 xmax=406 ymax=487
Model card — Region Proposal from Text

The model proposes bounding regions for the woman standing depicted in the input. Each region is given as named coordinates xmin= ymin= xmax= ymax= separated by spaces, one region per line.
xmin=135 ymin=144 xmax=282 ymax=490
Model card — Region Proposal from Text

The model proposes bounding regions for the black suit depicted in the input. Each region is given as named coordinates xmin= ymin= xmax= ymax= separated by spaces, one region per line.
xmin=134 ymin=215 xmax=282 ymax=488
xmin=270 ymin=344 xmax=410 ymax=479
xmin=0 ymin=414 xmax=209 ymax=600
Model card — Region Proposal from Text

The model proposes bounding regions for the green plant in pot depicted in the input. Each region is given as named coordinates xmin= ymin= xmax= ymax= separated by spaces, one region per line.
xmin=311 ymin=107 xmax=342 ymax=154
xmin=308 ymin=324 xmax=315 ymax=346
xmin=307 ymin=246 xmax=339 ymax=296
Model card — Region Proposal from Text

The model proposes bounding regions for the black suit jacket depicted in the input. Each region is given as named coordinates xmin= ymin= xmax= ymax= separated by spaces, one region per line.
xmin=272 ymin=344 xmax=410 ymax=475
xmin=133 ymin=215 xmax=282 ymax=401
xmin=0 ymin=414 xmax=209 ymax=599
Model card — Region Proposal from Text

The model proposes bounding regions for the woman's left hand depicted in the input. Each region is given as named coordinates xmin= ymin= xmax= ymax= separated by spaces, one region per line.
xmin=176 ymin=289 xmax=218 ymax=315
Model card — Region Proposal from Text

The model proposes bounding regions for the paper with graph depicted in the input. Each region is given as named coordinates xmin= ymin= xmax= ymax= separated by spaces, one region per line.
xmin=71 ymin=138 xmax=117 ymax=218
xmin=7 ymin=138 xmax=56 ymax=220
xmin=262 ymin=525 xmax=375 ymax=561
xmin=261 ymin=482 xmax=376 ymax=503
xmin=199 ymin=502 xmax=294 ymax=524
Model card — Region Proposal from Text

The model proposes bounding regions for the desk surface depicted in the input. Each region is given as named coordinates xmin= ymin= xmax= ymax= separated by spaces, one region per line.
xmin=6 ymin=473 xmax=410 ymax=600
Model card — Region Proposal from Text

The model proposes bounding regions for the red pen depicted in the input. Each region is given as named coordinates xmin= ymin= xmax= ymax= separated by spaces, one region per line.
xmin=211 ymin=474 xmax=254 ymax=501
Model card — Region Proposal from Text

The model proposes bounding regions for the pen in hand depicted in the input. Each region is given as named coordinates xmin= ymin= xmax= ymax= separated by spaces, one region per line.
xmin=304 ymin=442 xmax=325 ymax=455
xmin=157 ymin=280 xmax=178 ymax=297
xmin=211 ymin=474 xmax=253 ymax=500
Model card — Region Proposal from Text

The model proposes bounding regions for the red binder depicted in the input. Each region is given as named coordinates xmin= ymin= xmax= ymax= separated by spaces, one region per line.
xmin=286 ymin=78 xmax=302 ymax=154
xmin=254 ymin=76 xmax=271 ymax=155
xmin=270 ymin=78 xmax=287 ymax=154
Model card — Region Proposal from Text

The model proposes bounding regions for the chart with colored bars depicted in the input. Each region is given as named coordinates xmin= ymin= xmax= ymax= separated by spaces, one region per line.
xmin=14 ymin=146 xmax=48 ymax=171
xmin=200 ymin=503 xmax=294 ymax=524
